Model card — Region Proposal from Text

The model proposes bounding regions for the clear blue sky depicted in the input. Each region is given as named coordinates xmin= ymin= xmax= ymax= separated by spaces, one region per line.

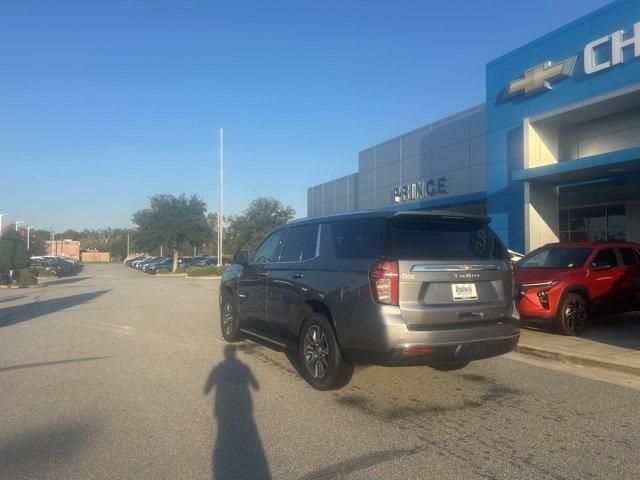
xmin=1 ymin=0 xmax=611 ymax=231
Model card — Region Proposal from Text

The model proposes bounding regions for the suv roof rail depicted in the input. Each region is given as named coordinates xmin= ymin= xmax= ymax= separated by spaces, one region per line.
xmin=289 ymin=209 xmax=489 ymax=226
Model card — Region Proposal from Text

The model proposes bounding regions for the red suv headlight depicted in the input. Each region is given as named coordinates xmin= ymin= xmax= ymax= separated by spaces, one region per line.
xmin=519 ymin=280 xmax=559 ymax=309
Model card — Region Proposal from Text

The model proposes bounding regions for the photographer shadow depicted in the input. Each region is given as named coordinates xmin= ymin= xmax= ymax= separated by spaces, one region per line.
xmin=204 ymin=345 xmax=271 ymax=480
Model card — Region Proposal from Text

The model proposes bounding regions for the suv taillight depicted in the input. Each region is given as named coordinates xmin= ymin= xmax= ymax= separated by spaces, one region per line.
xmin=370 ymin=260 xmax=399 ymax=306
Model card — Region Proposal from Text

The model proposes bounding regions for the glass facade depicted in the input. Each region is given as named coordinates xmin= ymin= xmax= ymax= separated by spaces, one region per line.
xmin=559 ymin=204 xmax=625 ymax=243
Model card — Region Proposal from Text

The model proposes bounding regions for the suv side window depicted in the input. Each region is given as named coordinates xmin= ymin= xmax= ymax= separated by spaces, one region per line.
xmin=253 ymin=230 xmax=287 ymax=265
xmin=301 ymin=224 xmax=319 ymax=261
xmin=591 ymin=248 xmax=619 ymax=268
xmin=280 ymin=224 xmax=318 ymax=262
xmin=618 ymin=247 xmax=638 ymax=266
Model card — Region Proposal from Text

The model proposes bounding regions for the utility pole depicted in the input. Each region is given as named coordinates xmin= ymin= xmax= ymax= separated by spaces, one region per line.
xmin=218 ymin=127 xmax=224 ymax=266
xmin=27 ymin=226 xmax=34 ymax=251
xmin=15 ymin=220 xmax=24 ymax=231
xmin=160 ymin=245 xmax=163 ymax=257
xmin=0 ymin=214 xmax=9 ymax=236
xmin=127 ymin=233 xmax=130 ymax=257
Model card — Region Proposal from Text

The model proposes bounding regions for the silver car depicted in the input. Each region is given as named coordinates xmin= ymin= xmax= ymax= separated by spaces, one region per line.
xmin=220 ymin=210 xmax=520 ymax=390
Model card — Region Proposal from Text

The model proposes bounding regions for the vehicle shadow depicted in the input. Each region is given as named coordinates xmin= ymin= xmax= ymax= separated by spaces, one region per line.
xmin=0 ymin=417 xmax=96 ymax=477
xmin=582 ymin=312 xmax=640 ymax=351
xmin=522 ymin=313 xmax=640 ymax=351
xmin=0 ymin=290 xmax=109 ymax=328
xmin=42 ymin=276 xmax=92 ymax=286
xmin=204 ymin=345 xmax=271 ymax=480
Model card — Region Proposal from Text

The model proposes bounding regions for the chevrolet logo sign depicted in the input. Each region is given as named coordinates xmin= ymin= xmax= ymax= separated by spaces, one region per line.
xmin=504 ymin=55 xmax=577 ymax=99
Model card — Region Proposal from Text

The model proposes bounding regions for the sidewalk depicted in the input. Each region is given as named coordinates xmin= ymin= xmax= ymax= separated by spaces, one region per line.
xmin=517 ymin=313 xmax=640 ymax=376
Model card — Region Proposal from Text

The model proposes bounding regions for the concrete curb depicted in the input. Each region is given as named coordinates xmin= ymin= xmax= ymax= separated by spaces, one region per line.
xmin=184 ymin=276 xmax=222 ymax=280
xmin=0 ymin=284 xmax=46 ymax=289
xmin=153 ymin=273 xmax=188 ymax=277
xmin=515 ymin=344 xmax=640 ymax=377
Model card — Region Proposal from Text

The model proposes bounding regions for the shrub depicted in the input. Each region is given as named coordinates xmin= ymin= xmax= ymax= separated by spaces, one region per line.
xmin=37 ymin=268 xmax=57 ymax=277
xmin=0 ymin=231 xmax=29 ymax=271
xmin=187 ymin=265 xmax=225 ymax=277
xmin=17 ymin=272 xmax=37 ymax=287
xmin=0 ymin=271 xmax=9 ymax=286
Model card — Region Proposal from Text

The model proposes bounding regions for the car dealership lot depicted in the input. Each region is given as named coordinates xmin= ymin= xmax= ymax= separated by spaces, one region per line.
xmin=1 ymin=264 xmax=640 ymax=480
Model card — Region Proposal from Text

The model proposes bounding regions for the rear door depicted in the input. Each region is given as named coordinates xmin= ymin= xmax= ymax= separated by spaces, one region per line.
xmin=616 ymin=247 xmax=639 ymax=301
xmin=389 ymin=215 xmax=513 ymax=329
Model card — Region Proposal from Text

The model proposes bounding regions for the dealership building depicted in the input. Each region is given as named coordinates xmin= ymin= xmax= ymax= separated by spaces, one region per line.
xmin=307 ymin=0 xmax=640 ymax=253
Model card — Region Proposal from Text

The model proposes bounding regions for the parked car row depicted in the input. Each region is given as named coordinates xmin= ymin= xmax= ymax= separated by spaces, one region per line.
xmin=30 ymin=256 xmax=79 ymax=276
xmin=124 ymin=254 xmax=221 ymax=274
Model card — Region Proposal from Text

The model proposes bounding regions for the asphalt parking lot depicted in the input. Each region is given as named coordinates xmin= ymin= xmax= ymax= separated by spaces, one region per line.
xmin=1 ymin=264 xmax=639 ymax=480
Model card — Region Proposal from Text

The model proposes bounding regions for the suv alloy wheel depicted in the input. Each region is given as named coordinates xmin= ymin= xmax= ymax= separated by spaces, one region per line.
xmin=220 ymin=292 xmax=243 ymax=342
xmin=299 ymin=313 xmax=353 ymax=390
xmin=555 ymin=293 xmax=588 ymax=336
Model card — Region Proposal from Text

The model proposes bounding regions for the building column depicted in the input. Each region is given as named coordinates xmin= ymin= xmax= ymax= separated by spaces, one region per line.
xmin=626 ymin=200 xmax=640 ymax=243
xmin=524 ymin=183 xmax=559 ymax=253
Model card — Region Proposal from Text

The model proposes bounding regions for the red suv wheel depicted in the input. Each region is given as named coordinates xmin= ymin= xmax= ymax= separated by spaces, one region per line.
xmin=555 ymin=293 xmax=588 ymax=336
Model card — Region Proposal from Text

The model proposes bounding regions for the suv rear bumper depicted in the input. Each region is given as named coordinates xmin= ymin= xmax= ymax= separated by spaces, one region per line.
xmin=340 ymin=313 xmax=520 ymax=366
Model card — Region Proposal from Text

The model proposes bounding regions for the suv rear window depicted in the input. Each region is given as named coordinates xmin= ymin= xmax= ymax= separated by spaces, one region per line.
xmin=389 ymin=217 xmax=509 ymax=261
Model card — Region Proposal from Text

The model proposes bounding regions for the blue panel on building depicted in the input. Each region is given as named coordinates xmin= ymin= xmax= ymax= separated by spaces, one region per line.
xmin=309 ymin=0 xmax=640 ymax=253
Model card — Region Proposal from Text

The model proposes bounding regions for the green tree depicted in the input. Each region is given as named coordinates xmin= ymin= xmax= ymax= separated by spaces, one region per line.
xmin=77 ymin=227 xmax=132 ymax=261
xmin=132 ymin=194 xmax=210 ymax=272
xmin=59 ymin=229 xmax=82 ymax=241
xmin=0 ymin=231 xmax=30 ymax=281
xmin=224 ymin=197 xmax=295 ymax=254
xmin=29 ymin=229 xmax=51 ymax=256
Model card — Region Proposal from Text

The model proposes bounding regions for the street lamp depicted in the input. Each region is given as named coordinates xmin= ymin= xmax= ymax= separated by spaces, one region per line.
xmin=0 ymin=213 xmax=9 ymax=236
xmin=15 ymin=220 xmax=24 ymax=231
xmin=27 ymin=226 xmax=34 ymax=251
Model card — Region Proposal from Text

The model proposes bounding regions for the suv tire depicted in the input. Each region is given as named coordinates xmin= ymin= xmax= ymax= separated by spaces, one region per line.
xmin=299 ymin=313 xmax=353 ymax=390
xmin=220 ymin=292 xmax=243 ymax=342
xmin=555 ymin=293 xmax=588 ymax=336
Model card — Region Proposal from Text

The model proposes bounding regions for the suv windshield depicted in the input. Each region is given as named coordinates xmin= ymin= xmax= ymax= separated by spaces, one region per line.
xmin=518 ymin=247 xmax=592 ymax=269
xmin=389 ymin=217 xmax=509 ymax=261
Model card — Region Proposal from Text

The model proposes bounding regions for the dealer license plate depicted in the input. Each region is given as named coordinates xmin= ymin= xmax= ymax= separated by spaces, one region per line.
xmin=451 ymin=283 xmax=478 ymax=301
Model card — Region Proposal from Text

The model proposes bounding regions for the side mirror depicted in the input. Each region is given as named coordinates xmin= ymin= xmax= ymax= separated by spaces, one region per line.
xmin=590 ymin=262 xmax=612 ymax=272
xmin=233 ymin=250 xmax=249 ymax=266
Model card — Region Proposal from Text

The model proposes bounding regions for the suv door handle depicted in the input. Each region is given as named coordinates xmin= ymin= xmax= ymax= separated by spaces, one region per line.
xmin=291 ymin=273 xmax=304 ymax=279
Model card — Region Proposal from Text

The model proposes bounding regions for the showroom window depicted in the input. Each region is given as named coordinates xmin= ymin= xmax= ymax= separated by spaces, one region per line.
xmin=559 ymin=204 xmax=625 ymax=242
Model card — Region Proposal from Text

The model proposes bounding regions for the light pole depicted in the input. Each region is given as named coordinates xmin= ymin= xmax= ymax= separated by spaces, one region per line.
xmin=0 ymin=213 xmax=9 ymax=236
xmin=27 ymin=226 xmax=34 ymax=251
xmin=15 ymin=220 xmax=24 ymax=231
xmin=218 ymin=128 xmax=224 ymax=266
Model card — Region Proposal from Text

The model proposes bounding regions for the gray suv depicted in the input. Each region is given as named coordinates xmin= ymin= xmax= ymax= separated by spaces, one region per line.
xmin=219 ymin=210 xmax=519 ymax=390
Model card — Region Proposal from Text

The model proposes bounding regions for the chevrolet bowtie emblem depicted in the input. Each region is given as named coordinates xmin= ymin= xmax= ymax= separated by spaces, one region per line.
xmin=504 ymin=55 xmax=577 ymax=99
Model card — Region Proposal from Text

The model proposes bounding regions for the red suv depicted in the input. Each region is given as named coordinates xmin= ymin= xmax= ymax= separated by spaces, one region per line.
xmin=514 ymin=242 xmax=640 ymax=335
